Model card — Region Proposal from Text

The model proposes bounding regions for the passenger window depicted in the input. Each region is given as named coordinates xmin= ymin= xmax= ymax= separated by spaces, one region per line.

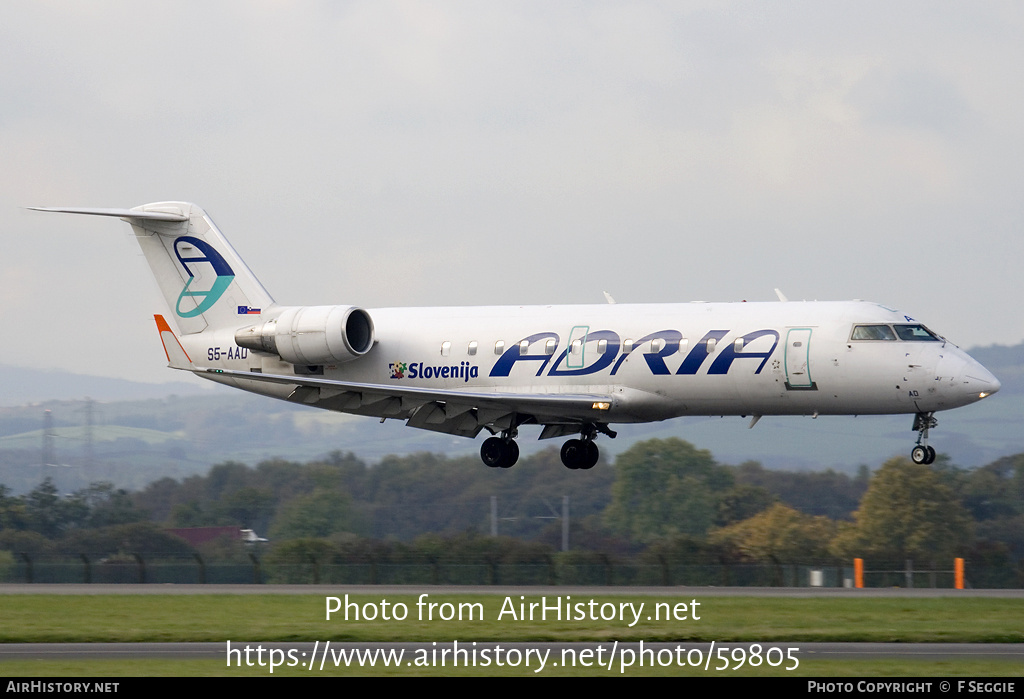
xmin=467 ymin=341 xmax=478 ymax=356
xmin=706 ymin=338 xmax=716 ymax=353
xmin=597 ymin=339 xmax=608 ymax=354
xmin=734 ymin=338 xmax=744 ymax=351
xmin=520 ymin=340 xmax=530 ymax=353
xmin=851 ymin=324 xmax=896 ymax=341
xmin=623 ymin=339 xmax=634 ymax=353
xmin=651 ymin=338 xmax=665 ymax=353
xmin=570 ymin=339 xmax=583 ymax=355
xmin=494 ymin=341 xmax=504 ymax=355
xmin=440 ymin=341 xmax=451 ymax=357
xmin=545 ymin=339 xmax=557 ymax=355
xmin=894 ymin=324 xmax=941 ymax=341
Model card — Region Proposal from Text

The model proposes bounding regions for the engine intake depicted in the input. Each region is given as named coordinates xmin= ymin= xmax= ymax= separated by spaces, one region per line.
xmin=235 ymin=305 xmax=374 ymax=365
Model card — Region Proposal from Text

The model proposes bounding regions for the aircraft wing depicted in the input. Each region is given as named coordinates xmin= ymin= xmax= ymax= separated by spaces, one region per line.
xmin=150 ymin=314 xmax=613 ymax=438
xmin=196 ymin=366 xmax=617 ymax=439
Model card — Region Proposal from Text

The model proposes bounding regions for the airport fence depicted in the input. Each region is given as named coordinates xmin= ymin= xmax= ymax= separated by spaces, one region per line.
xmin=1 ymin=553 xmax=1018 ymax=587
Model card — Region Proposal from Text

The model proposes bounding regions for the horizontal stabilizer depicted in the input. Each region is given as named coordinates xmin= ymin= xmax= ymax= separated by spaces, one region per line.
xmin=28 ymin=207 xmax=188 ymax=222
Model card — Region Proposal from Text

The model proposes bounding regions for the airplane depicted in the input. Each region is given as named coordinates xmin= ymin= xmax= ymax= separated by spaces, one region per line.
xmin=31 ymin=202 xmax=1000 ymax=469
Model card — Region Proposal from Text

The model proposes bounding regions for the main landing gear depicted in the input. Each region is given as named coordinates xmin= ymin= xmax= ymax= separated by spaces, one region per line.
xmin=479 ymin=423 xmax=615 ymax=470
xmin=480 ymin=431 xmax=519 ymax=469
xmin=560 ymin=438 xmax=599 ymax=470
xmin=559 ymin=423 xmax=614 ymax=470
xmin=910 ymin=412 xmax=938 ymax=465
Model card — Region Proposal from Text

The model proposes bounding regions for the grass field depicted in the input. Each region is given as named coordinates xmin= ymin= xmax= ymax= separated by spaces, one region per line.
xmin=1 ymin=593 xmax=1021 ymax=676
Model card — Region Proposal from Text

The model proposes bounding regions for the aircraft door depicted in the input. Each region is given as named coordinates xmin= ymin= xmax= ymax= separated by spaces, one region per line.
xmin=566 ymin=326 xmax=590 ymax=369
xmin=785 ymin=328 xmax=817 ymax=390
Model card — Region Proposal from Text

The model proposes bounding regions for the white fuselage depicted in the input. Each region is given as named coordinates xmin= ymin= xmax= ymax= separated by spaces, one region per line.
xmin=185 ymin=299 xmax=999 ymax=425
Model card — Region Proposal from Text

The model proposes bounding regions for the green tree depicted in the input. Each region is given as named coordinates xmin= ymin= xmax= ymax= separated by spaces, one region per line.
xmin=605 ymin=438 xmax=733 ymax=543
xmin=59 ymin=522 xmax=195 ymax=557
xmin=960 ymin=454 xmax=1024 ymax=521
xmin=831 ymin=457 xmax=972 ymax=565
xmin=25 ymin=478 xmax=79 ymax=538
xmin=269 ymin=488 xmax=356 ymax=540
xmin=733 ymin=461 xmax=865 ymax=520
xmin=70 ymin=482 xmax=145 ymax=528
xmin=217 ymin=487 xmax=275 ymax=531
xmin=0 ymin=485 xmax=27 ymax=531
xmin=711 ymin=503 xmax=836 ymax=567
xmin=716 ymin=482 xmax=776 ymax=526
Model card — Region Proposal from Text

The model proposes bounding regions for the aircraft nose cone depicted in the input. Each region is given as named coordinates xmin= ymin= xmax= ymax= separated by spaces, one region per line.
xmin=964 ymin=362 xmax=1000 ymax=398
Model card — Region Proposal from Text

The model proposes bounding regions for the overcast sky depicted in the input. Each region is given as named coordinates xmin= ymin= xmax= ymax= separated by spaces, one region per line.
xmin=4 ymin=1 xmax=1022 ymax=384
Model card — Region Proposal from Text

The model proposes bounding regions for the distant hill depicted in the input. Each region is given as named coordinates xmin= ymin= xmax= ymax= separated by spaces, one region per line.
xmin=0 ymin=364 xmax=213 ymax=406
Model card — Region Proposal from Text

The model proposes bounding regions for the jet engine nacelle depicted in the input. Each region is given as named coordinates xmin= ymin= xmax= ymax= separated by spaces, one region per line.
xmin=234 ymin=305 xmax=375 ymax=365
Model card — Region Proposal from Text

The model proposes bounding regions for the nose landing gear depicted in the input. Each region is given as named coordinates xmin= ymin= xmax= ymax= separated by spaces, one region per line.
xmin=910 ymin=412 xmax=937 ymax=465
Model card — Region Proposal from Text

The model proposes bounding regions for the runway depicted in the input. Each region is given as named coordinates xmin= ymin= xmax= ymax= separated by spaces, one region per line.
xmin=3 ymin=583 xmax=1024 ymax=597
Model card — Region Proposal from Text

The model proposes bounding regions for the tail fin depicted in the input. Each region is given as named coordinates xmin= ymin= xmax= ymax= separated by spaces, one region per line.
xmin=30 ymin=202 xmax=274 ymax=335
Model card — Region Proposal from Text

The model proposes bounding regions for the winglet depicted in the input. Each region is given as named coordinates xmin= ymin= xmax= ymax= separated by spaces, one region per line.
xmin=154 ymin=314 xmax=193 ymax=369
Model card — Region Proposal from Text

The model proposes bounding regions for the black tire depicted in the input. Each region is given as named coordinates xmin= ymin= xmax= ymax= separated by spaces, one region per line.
xmin=911 ymin=445 xmax=928 ymax=464
xmin=560 ymin=439 xmax=583 ymax=469
xmin=580 ymin=440 xmax=599 ymax=470
xmin=501 ymin=440 xmax=520 ymax=468
xmin=481 ymin=437 xmax=506 ymax=468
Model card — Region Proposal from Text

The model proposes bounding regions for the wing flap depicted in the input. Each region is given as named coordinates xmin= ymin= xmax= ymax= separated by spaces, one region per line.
xmin=406 ymin=403 xmax=485 ymax=437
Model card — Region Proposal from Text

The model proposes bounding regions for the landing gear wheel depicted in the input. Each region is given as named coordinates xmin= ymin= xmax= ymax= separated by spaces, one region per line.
xmin=481 ymin=437 xmax=519 ymax=468
xmin=560 ymin=439 xmax=584 ymax=469
xmin=561 ymin=439 xmax=599 ymax=469
xmin=911 ymin=445 xmax=936 ymax=465
xmin=910 ymin=412 xmax=939 ymax=466
xmin=502 ymin=440 xmax=519 ymax=469
xmin=481 ymin=437 xmax=505 ymax=468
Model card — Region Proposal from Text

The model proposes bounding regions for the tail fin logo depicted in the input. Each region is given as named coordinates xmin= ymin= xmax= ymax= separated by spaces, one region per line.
xmin=173 ymin=236 xmax=235 ymax=318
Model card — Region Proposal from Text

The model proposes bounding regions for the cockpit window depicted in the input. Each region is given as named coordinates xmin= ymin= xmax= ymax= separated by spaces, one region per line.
xmin=893 ymin=324 xmax=941 ymax=341
xmin=851 ymin=324 xmax=897 ymax=341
